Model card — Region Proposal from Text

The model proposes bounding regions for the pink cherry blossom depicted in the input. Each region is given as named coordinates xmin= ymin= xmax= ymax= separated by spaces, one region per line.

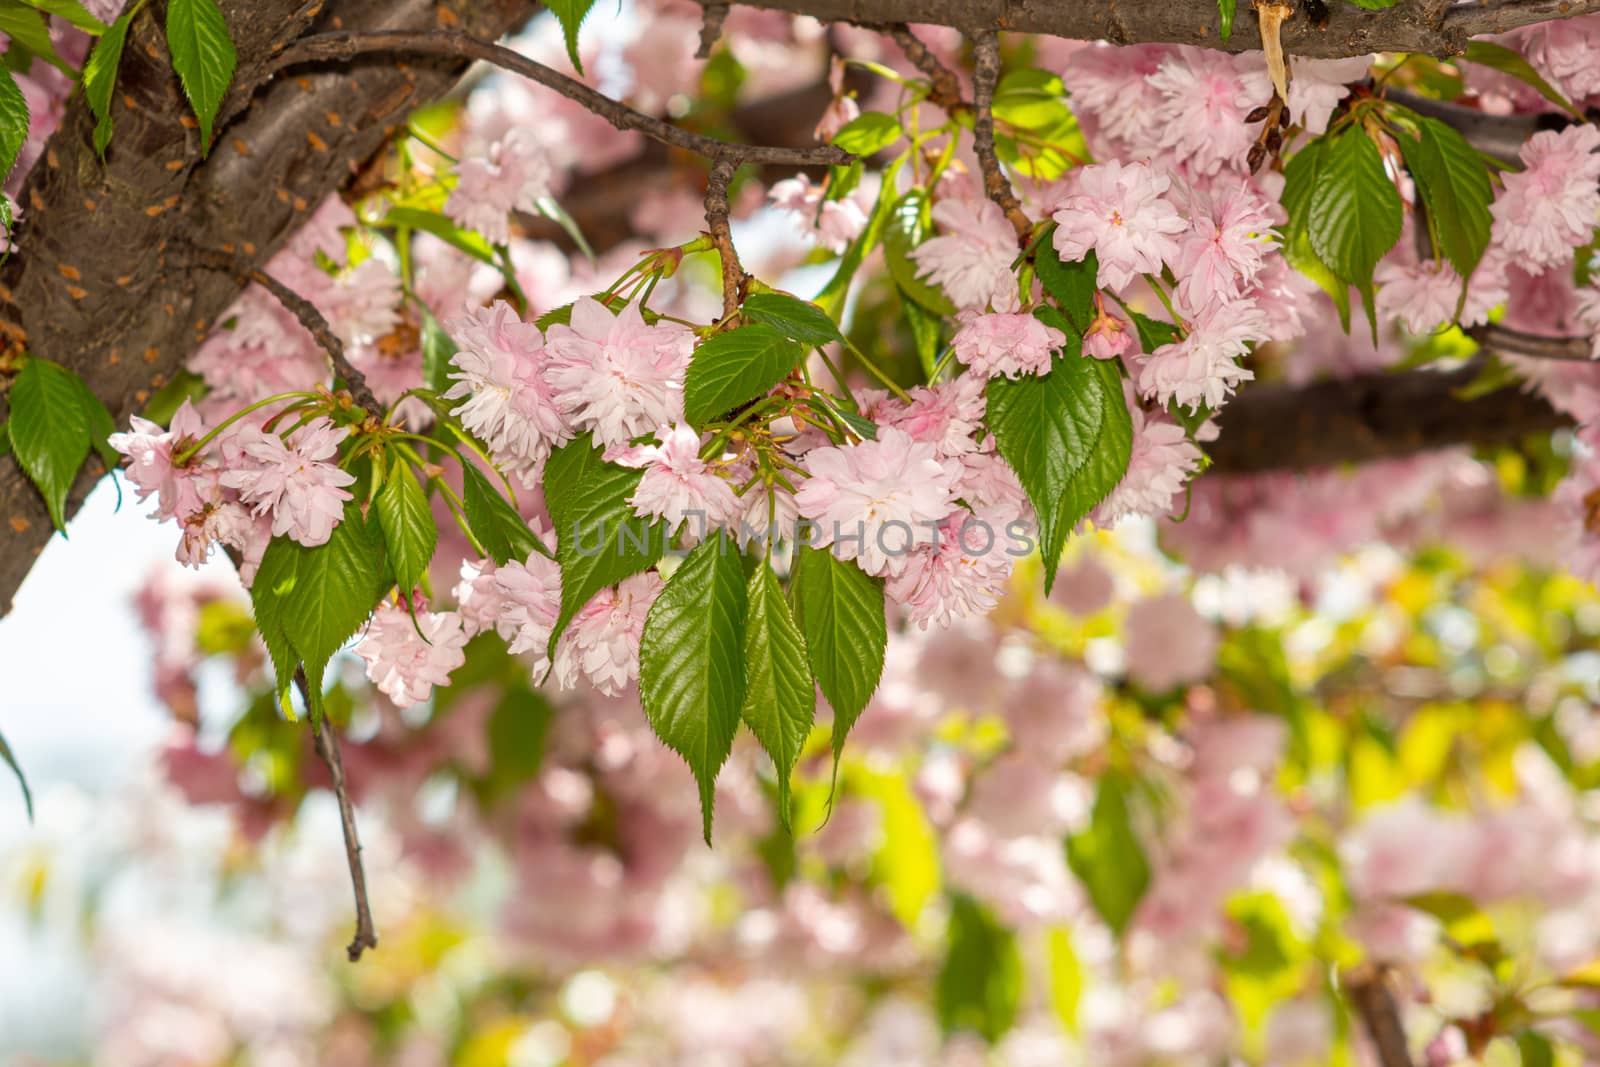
xmin=794 ymin=426 xmax=960 ymax=577
xmin=1057 ymin=43 xmax=1172 ymax=158
xmin=1285 ymin=56 xmax=1371 ymax=134
xmin=455 ymin=558 xmax=513 ymax=639
xmin=885 ymin=508 xmax=1016 ymax=629
xmin=1137 ymin=299 xmax=1265 ymax=411
xmin=628 ymin=423 xmax=742 ymax=536
xmin=218 ymin=418 xmax=356 ymax=547
xmin=768 ymin=173 xmax=868 ymax=254
xmin=1083 ymin=303 xmax=1134 ymax=361
xmin=174 ymin=501 xmax=256 ymax=572
xmin=1092 ymin=404 xmax=1202 ymax=526
xmin=356 ymin=601 xmax=470 ymax=707
xmin=445 ymin=128 xmax=554 ymax=246
xmin=1490 ymin=124 xmax=1600 ymax=270
xmin=1052 ymin=160 xmax=1187 ymax=291
xmin=951 ymin=311 xmax=1065 ymax=379
xmin=496 ymin=553 xmax=563 ymax=677
xmin=1123 ymin=593 xmax=1218 ymax=691
xmin=444 ymin=300 xmax=571 ymax=478
xmin=552 ymin=572 xmax=664 ymax=695
xmin=108 ymin=399 xmax=218 ymax=522
xmin=877 ymin=376 xmax=987 ymax=458
xmin=1172 ymin=182 xmax=1277 ymax=313
xmin=1375 ymin=260 xmax=1463 ymax=334
xmin=545 ymin=297 xmax=695 ymax=452
xmin=911 ymin=197 xmax=1021 ymax=312
xmin=1148 ymin=47 xmax=1270 ymax=177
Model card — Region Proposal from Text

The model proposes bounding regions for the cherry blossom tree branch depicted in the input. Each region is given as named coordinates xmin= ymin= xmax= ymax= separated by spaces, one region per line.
xmin=190 ymin=250 xmax=384 ymax=414
xmin=1345 ymin=965 xmax=1417 ymax=1067
xmin=304 ymin=678 xmax=379 ymax=962
xmin=267 ymin=30 xmax=853 ymax=169
xmin=968 ymin=30 xmax=1030 ymax=241
xmin=704 ymin=159 xmax=747 ymax=318
xmin=888 ymin=24 xmax=966 ymax=113
xmin=1476 ymin=323 xmax=1595 ymax=362
xmin=697 ymin=0 xmax=732 ymax=59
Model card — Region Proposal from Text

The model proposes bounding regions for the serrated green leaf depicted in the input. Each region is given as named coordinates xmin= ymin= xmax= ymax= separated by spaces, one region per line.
xmin=417 ymin=302 xmax=457 ymax=394
xmin=684 ymin=323 xmax=805 ymax=427
xmin=1129 ymin=311 xmax=1179 ymax=353
xmin=0 ymin=7 xmax=70 ymax=74
xmin=0 ymin=65 xmax=29 ymax=184
xmin=639 ymin=536 xmax=748 ymax=842
xmin=60 ymin=371 xmax=117 ymax=477
xmin=1463 ymin=39 xmax=1580 ymax=118
xmin=793 ymin=546 xmax=885 ymax=769
xmin=375 ymin=455 xmax=437 ymax=593
xmin=741 ymin=291 xmax=844 ymax=347
xmin=1065 ymin=772 xmax=1150 ymax=937
xmin=460 ymin=461 xmax=540 ymax=567
xmin=1307 ymin=129 xmax=1403 ymax=339
xmin=544 ymin=435 xmax=666 ymax=658
xmin=83 ymin=6 xmax=132 ymax=158
xmin=1396 ymin=116 xmax=1494 ymax=281
xmin=0 ymin=725 xmax=32 ymax=820
xmin=1218 ymin=0 xmax=1237 ymax=39
xmin=883 ymin=189 xmax=959 ymax=316
xmin=740 ymin=562 xmax=815 ymax=833
xmin=986 ymin=332 xmax=1113 ymax=594
xmin=20 ymin=0 xmax=108 ymax=33
xmin=545 ymin=0 xmax=597 ymax=73
xmin=164 ymin=0 xmax=236 ymax=152
xmin=831 ymin=111 xmax=901 ymax=156
xmin=937 ymin=895 xmax=1023 ymax=1044
xmin=1034 ymin=242 xmax=1098 ymax=335
xmin=9 ymin=356 xmax=91 ymax=531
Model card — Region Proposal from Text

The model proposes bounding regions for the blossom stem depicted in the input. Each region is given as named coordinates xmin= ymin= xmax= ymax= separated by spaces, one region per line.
xmin=841 ymin=337 xmax=913 ymax=401
xmin=1142 ymin=273 xmax=1182 ymax=326
xmin=173 ymin=392 xmax=323 ymax=466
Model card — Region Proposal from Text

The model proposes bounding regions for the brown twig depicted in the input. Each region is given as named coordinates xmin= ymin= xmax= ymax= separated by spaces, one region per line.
xmin=307 ymin=689 xmax=380 ymax=963
xmin=268 ymin=30 xmax=851 ymax=170
xmin=888 ymin=24 xmax=967 ymax=113
xmin=704 ymin=159 xmax=746 ymax=318
xmin=1345 ymin=965 xmax=1416 ymax=1067
xmin=191 ymin=250 xmax=383 ymax=414
xmin=696 ymin=0 xmax=730 ymax=59
xmin=1474 ymin=322 xmax=1595 ymax=362
xmin=968 ymin=30 xmax=1030 ymax=242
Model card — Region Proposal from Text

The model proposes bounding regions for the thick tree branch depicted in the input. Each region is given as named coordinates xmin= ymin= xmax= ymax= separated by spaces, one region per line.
xmin=269 ymin=30 xmax=852 ymax=169
xmin=969 ymin=29 xmax=1030 ymax=241
xmin=693 ymin=0 xmax=1600 ymax=59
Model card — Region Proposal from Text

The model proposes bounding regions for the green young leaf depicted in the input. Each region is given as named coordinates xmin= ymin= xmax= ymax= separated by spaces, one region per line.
xmin=741 ymin=291 xmax=844 ymax=347
xmin=417 ymin=302 xmax=458 ymax=394
xmin=937 ymin=895 xmax=1023 ymax=1044
xmin=0 ymin=65 xmax=30 ymax=184
xmin=0 ymin=7 xmax=70 ymax=74
xmin=63 ymin=370 xmax=118 ymax=475
xmin=544 ymin=0 xmax=598 ymax=73
xmin=375 ymin=455 xmax=437 ymax=594
xmin=882 ymin=189 xmax=959 ymax=316
xmin=533 ymin=195 xmax=596 ymax=263
xmin=544 ymin=435 xmax=666 ymax=658
xmin=1396 ymin=116 xmax=1494 ymax=281
xmin=831 ymin=111 xmax=902 ymax=156
xmin=0 ymin=725 xmax=33 ymax=820
xmin=82 ymin=6 xmax=132 ymax=157
xmin=991 ymin=68 xmax=1071 ymax=131
xmin=381 ymin=206 xmax=498 ymax=265
xmin=639 ymin=536 xmax=749 ymax=842
xmin=793 ymin=546 xmax=886 ymax=769
xmin=20 ymin=0 xmax=108 ymax=33
xmin=683 ymin=323 xmax=805 ymax=427
xmin=165 ymin=0 xmax=235 ymax=151
xmin=739 ymin=561 xmax=816 ymax=833
xmin=1217 ymin=0 xmax=1237 ymax=40
xmin=1034 ymin=242 xmax=1098 ymax=335
xmin=460 ymin=462 xmax=540 ymax=567
xmin=1306 ymin=128 xmax=1403 ymax=337
xmin=903 ymin=295 xmax=942 ymax=379
xmin=1463 ymin=39 xmax=1580 ymax=117
xmin=1514 ymin=1031 xmax=1555 ymax=1067
xmin=9 ymin=356 xmax=91 ymax=531
xmin=1064 ymin=772 xmax=1151 ymax=937
xmin=250 ymin=501 xmax=387 ymax=719
xmin=483 ymin=686 xmax=554 ymax=801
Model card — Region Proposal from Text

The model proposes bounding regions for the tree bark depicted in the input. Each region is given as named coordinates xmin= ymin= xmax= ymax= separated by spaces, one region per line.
xmin=0 ymin=0 xmax=535 ymax=617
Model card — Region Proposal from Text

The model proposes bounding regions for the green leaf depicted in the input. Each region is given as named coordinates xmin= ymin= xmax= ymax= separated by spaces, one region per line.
xmin=1515 ymin=1031 xmax=1555 ymax=1067
xmin=1307 ymin=128 xmax=1403 ymax=337
xmin=543 ymin=435 xmax=666 ymax=658
xmin=381 ymin=206 xmax=498 ymax=265
xmin=417 ymin=302 xmax=457 ymax=394
xmin=1463 ymin=39 xmax=1580 ymax=117
xmin=991 ymin=69 xmax=1070 ymax=130
xmin=792 ymin=546 xmax=886 ymax=769
xmin=1064 ymin=772 xmax=1151 ymax=937
xmin=63 ymin=370 xmax=118 ymax=474
xmin=903 ymin=295 xmax=942 ymax=379
xmin=460 ymin=461 xmax=540 ymax=567
xmin=1034 ymin=242 xmax=1098 ymax=335
xmin=1047 ymin=927 xmax=1083 ymax=1034
xmin=483 ymin=686 xmax=553 ymax=801
xmin=1130 ymin=310 xmax=1179 ymax=353
xmin=937 ymin=895 xmax=1023 ymax=1043
xmin=987 ymin=336 xmax=1130 ymax=593
xmin=164 ymin=0 xmax=235 ymax=151
xmin=831 ymin=112 xmax=902 ymax=156
xmin=882 ymin=189 xmax=959 ymax=316
xmin=250 ymin=501 xmax=387 ymax=719
xmin=375 ymin=455 xmax=437 ymax=594
xmin=0 ymin=421 xmax=10 ymax=457
xmin=1217 ymin=0 xmax=1237 ymax=40
xmin=544 ymin=0 xmax=598 ymax=73
xmin=683 ymin=323 xmax=805 ymax=427
xmin=1396 ymin=116 xmax=1494 ymax=281
xmin=639 ymin=536 xmax=748 ymax=842
xmin=83 ymin=6 xmax=132 ymax=158
xmin=0 ymin=725 xmax=32 ymax=820
xmin=533 ymin=195 xmax=595 ymax=263
xmin=741 ymin=291 xmax=844 ymax=347
xmin=20 ymin=0 xmax=108 ymax=33
xmin=0 ymin=65 xmax=29 ymax=184
xmin=739 ymin=562 xmax=816 ymax=832
xmin=9 ymin=356 xmax=91 ymax=531
xmin=1345 ymin=0 xmax=1400 ymax=7
xmin=815 ymin=152 xmax=905 ymax=316
xmin=0 ymin=7 xmax=70 ymax=74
